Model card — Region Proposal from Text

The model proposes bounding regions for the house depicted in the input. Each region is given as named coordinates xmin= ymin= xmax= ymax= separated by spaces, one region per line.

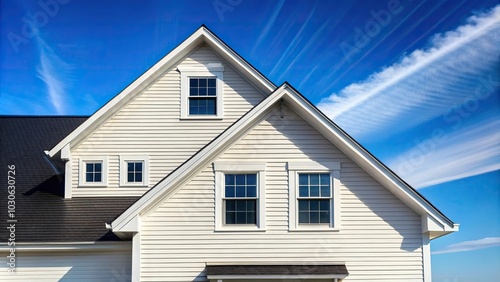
xmin=0 ymin=25 xmax=458 ymax=281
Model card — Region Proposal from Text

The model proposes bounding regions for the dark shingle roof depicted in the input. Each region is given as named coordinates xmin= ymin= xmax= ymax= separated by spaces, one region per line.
xmin=206 ymin=264 xmax=349 ymax=276
xmin=0 ymin=117 xmax=138 ymax=242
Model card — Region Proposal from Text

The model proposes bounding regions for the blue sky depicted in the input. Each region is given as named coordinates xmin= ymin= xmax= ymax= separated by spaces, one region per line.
xmin=1 ymin=0 xmax=499 ymax=280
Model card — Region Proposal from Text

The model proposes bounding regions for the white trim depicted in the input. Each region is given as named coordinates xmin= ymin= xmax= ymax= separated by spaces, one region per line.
xmin=214 ymin=161 xmax=266 ymax=231
xmin=0 ymin=241 xmax=131 ymax=252
xmin=112 ymin=84 xmax=457 ymax=239
xmin=78 ymin=156 xmax=108 ymax=187
xmin=48 ymin=26 xmax=274 ymax=158
xmin=179 ymin=64 xmax=224 ymax=119
xmin=288 ymin=161 xmax=341 ymax=231
xmin=422 ymin=232 xmax=432 ymax=282
xmin=119 ymin=155 xmax=149 ymax=187
xmin=61 ymin=144 xmax=72 ymax=198
xmin=131 ymin=231 xmax=141 ymax=282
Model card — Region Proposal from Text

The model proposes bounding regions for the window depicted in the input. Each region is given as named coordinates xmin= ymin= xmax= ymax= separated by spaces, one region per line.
xmin=120 ymin=155 xmax=149 ymax=187
xmin=178 ymin=63 xmax=224 ymax=119
xmin=86 ymin=162 xmax=102 ymax=183
xmin=214 ymin=162 xmax=266 ymax=231
xmin=79 ymin=157 xmax=108 ymax=187
xmin=189 ymin=78 xmax=217 ymax=115
xmin=224 ymin=174 xmax=257 ymax=225
xmin=288 ymin=161 xmax=341 ymax=230
xmin=298 ymin=173 xmax=331 ymax=224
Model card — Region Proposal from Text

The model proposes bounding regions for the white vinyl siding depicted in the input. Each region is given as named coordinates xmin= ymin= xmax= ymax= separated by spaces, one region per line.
xmin=0 ymin=247 xmax=131 ymax=281
xmin=141 ymin=105 xmax=423 ymax=282
xmin=70 ymin=46 xmax=265 ymax=197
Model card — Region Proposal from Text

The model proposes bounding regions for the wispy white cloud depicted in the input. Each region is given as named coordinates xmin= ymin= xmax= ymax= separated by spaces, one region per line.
xmin=317 ymin=5 xmax=500 ymax=140
xmin=433 ymin=237 xmax=500 ymax=255
xmin=252 ymin=0 xmax=285 ymax=55
xmin=387 ymin=118 xmax=500 ymax=188
xmin=34 ymin=31 xmax=70 ymax=115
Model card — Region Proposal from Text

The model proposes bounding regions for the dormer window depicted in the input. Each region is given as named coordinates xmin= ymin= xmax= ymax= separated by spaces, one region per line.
xmin=178 ymin=64 xmax=224 ymax=119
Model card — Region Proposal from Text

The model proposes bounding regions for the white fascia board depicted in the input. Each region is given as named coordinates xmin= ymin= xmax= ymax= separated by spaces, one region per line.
xmin=111 ymin=85 xmax=289 ymax=232
xmin=201 ymin=27 xmax=275 ymax=94
xmin=49 ymin=26 xmax=275 ymax=157
xmin=280 ymin=86 xmax=457 ymax=233
xmin=0 ymin=241 xmax=131 ymax=252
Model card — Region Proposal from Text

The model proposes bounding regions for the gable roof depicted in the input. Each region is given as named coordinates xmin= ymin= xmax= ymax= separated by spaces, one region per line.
xmin=48 ymin=25 xmax=276 ymax=157
xmin=110 ymin=83 xmax=458 ymax=240
xmin=0 ymin=117 xmax=138 ymax=242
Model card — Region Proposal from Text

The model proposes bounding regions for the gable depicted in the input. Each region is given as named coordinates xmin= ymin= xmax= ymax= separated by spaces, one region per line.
xmin=111 ymin=84 xmax=457 ymax=239
xmin=68 ymin=45 xmax=266 ymax=197
xmin=48 ymin=26 xmax=275 ymax=158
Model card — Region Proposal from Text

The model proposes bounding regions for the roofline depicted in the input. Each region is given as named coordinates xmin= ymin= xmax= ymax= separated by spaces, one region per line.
xmin=48 ymin=25 xmax=276 ymax=157
xmin=0 ymin=115 xmax=90 ymax=118
xmin=111 ymin=82 xmax=457 ymax=236
xmin=283 ymin=82 xmax=456 ymax=226
xmin=0 ymin=241 xmax=131 ymax=252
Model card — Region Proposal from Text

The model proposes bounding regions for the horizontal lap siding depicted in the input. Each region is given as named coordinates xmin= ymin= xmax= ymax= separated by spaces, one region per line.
xmin=0 ymin=248 xmax=131 ymax=281
xmin=141 ymin=106 xmax=423 ymax=281
xmin=71 ymin=46 xmax=264 ymax=197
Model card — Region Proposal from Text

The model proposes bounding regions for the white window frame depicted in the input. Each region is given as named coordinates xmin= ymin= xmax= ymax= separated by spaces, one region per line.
xmin=178 ymin=63 xmax=224 ymax=119
xmin=78 ymin=157 xmax=108 ymax=187
xmin=288 ymin=161 xmax=341 ymax=231
xmin=120 ymin=155 xmax=149 ymax=187
xmin=214 ymin=162 xmax=266 ymax=231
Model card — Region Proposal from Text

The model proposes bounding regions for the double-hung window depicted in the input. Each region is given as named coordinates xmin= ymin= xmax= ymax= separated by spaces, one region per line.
xmin=79 ymin=157 xmax=108 ymax=187
xmin=120 ymin=155 xmax=149 ymax=187
xmin=224 ymin=174 xmax=257 ymax=225
xmin=214 ymin=162 xmax=266 ymax=231
xmin=288 ymin=161 xmax=340 ymax=230
xmin=178 ymin=63 xmax=224 ymax=119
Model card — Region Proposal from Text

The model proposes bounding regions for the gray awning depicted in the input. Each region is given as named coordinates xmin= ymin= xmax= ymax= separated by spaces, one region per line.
xmin=206 ymin=264 xmax=349 ymax=280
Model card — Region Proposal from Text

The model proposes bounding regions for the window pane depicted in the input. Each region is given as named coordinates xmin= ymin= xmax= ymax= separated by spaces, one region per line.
xmin=127 ymin=162 xmax=134 ymax=172
xmin=94 ymin=163 xmax=102 ymax=172
xmin=321 ymin=186 xmax=330 ymax=197
xmin=225 ymin=186 xmax=235 ymax=198
xmin=299 ymin=186 xmax=308 ymax=197
xmin=236 ymin=212 xmax=246 ymax=223
xmin=310 ymin=199 xmax=319 ymax=210
xmin=208 ymin=87 xmax=216 ymax=96
xmin=320 ymin=211 xmax=330 ymax=223
xmin=310 ymin=174 xmax=319 ymax=185
xmin=310 ymin=211 xmax=320 ymax=223
xmin=199 ymin=78 xmax=207 ymax=87
xmin=235 ymin=185 xmax=246 ymax=197
xmin=298 ymin=200 xmax=308 ymax=211
xmin=136 ymin=172 xmax=142 ymax=182
xmin=247 ymin=212 xmax=256 ymax=224
xmin=136 ymin=162 xmax=143 ymax=171
xmin=310 ymin=185 xmax=319 ymax=197
xmin=190 ymin=79 xmax=198 ymax=87
xmin=235 ymin=174 xmax=245 ymax=185
xmin=95 ymin=173 xmax=102 ymax=182
xmin=86 ymin=172 xmax=93 ymax=182
xmin=86 ymin=163 xmax=93 ymax=172
xmin=299 ymin=174 xmax=308 ymax=185
xmin=128 ymin=173 xmax=134 ymax=182
xmin=225 ymin=174 xmax=234 ymax=185
xmin=189 ymin=87 xmax=198 ymax=96
xmin=320 ymin=174 xmax=330 ymax=185
xmin=299 ymin=212 xmax=309 ymax=224
xmin=226 ymin=212 xmax=235 ymax=224
xmin=247 ymin=185 xmax=256 ymax=197
xmin=320 ymin=199 xmax=330 ymax=210
xmin=226 ymin=200 xmax=235 ymax=211
xmin=208 ymin=78 xmax=216 ymax=87
xmin=199 ymin=87 xmax=207 ymax=95
xmin=246 ymin=174 xmax=256 ymax=185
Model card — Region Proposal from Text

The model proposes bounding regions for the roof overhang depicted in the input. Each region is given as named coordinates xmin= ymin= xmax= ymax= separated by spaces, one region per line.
xmin=48 ymin=25 xmax=275 ymax=157
xmin=110 ymin=83 xmax=458 ymax=239
xmin=206 ymin=264 xmax=349 ymax=280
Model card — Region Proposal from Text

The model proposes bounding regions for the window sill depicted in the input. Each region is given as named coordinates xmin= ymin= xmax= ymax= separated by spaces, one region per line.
xmin=289 ymin=227 xmax=340 ymax=232
xmin=78 ymin=184 xmax=108 ymax=188
xmin=119 ymin=184 xmax=149 ymax=188
xmin=215 ymin=226 xmax=266 ymax=232
xmin=180 ymin=116 xmax=224 ymax=121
